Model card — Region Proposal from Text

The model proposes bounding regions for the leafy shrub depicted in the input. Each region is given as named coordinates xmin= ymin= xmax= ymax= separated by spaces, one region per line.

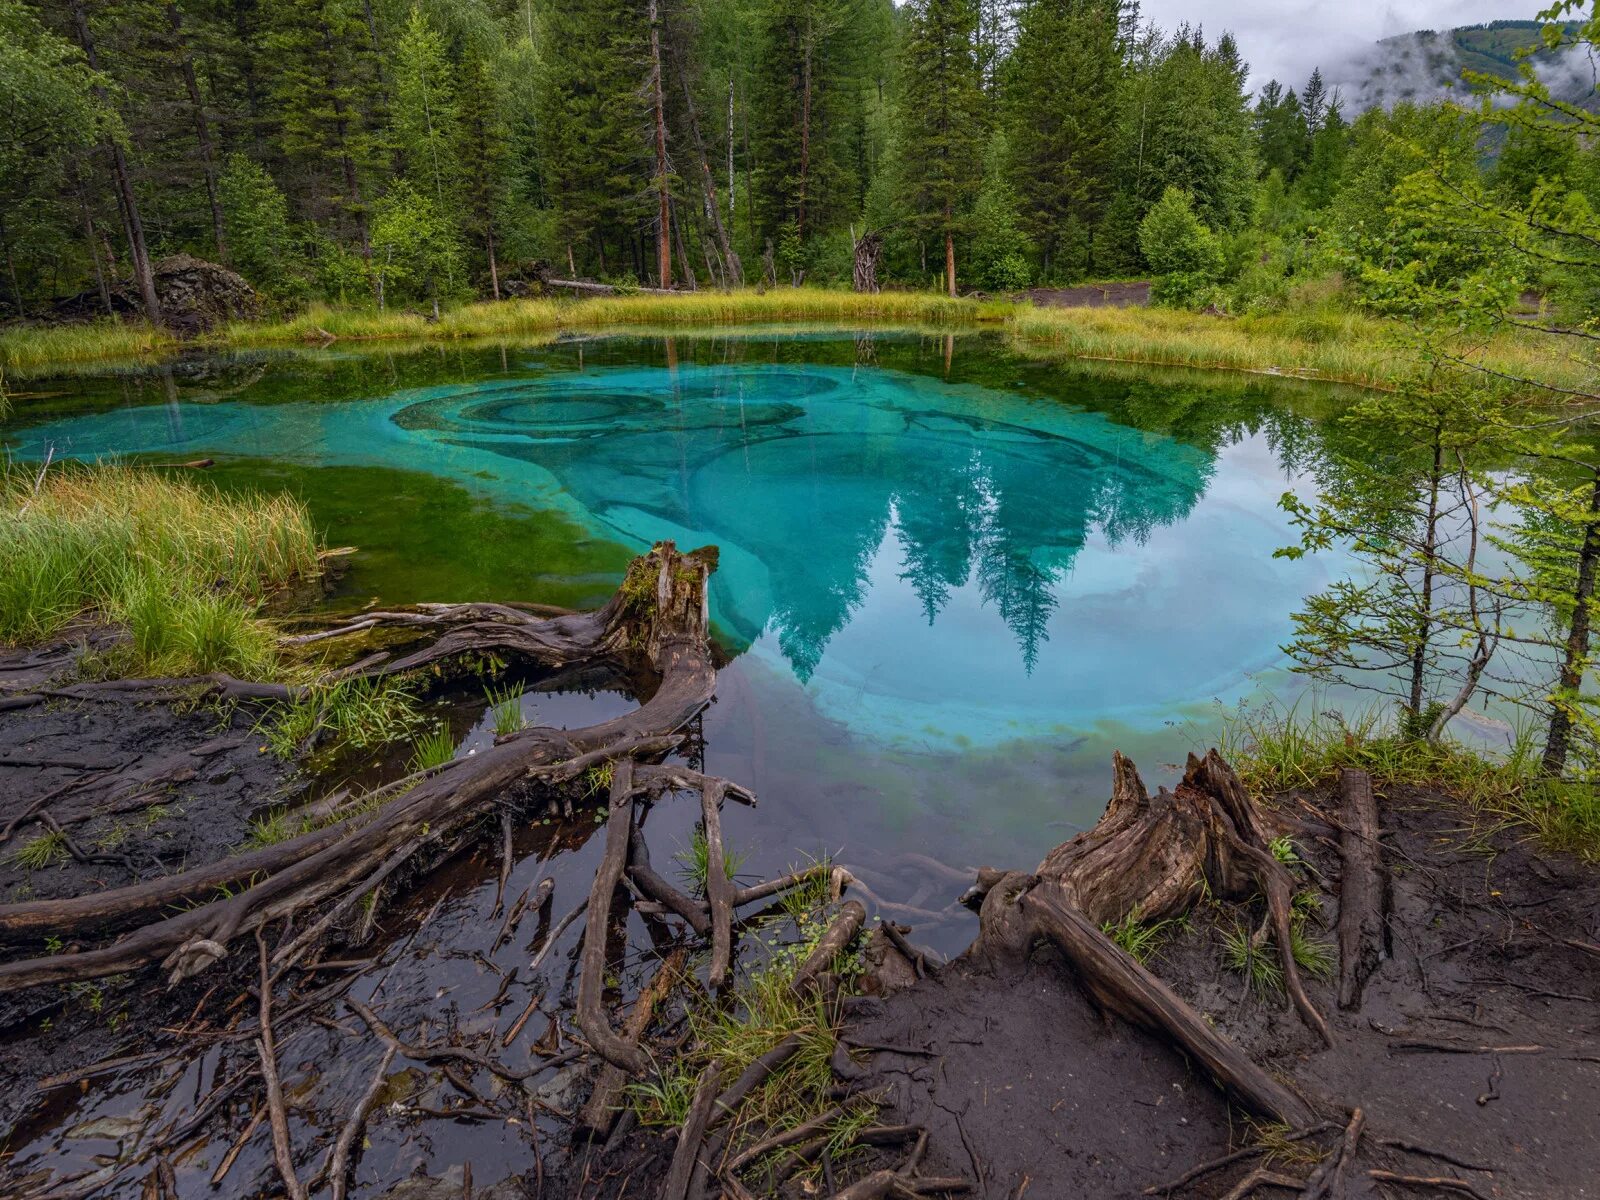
xmin=1139 ymin=186 xmax=1224 ymax=308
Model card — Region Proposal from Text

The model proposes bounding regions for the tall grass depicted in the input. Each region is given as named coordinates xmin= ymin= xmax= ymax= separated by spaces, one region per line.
xmin=217 ymin=288 xmax=998 ymax=350
xmin=1219 ymin=699 xmax=1600 ymax=861
xmin=1009 ymin=305 xmax=1592 ymax=394
xmin=7 ymin=287 xmax=1587 ymax=400
xmin=0 ymin=463 xmax=319 ymax=676
xmin=0 ymin=320 xmax=179 ymax=373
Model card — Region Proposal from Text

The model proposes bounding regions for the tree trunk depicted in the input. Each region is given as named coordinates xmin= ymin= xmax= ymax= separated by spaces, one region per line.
xmin=649 ymin=0 xmax=672 ymax=289
xmin=486 ymin=226 xmax=500 ymax=301
xmin=676 ymin=46 xmax=742 ymax=286
xmin=76 ymin=174 xmax=114 ymax=316
xmin=944 ymin=212 xmax=956 ymax=298
xmin=1409 ymin=433 xmax=1444 ymax=727
xmin=0 ymin=209 xmax=23 ymax=319
xmin=1543 ymin=469 xmax=1600 ymax=776
xmin=167 ymin=2 xmax=227 ymax=261
xmin=72 ymin=0 xmax=163 ymax=327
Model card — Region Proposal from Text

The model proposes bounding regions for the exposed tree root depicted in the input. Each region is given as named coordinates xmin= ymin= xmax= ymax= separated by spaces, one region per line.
xmin=0 ymin=542 xmax=718 ymax=993
xmin=1336 ymin=768 xmax=1385 ymax=1010
xmin=959 ymin=750 xmax=1329 ymax=1126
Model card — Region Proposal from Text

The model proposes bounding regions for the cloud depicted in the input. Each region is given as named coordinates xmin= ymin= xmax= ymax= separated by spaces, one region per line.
xmin=1133 ymin=0 xmax=1535 ymax=92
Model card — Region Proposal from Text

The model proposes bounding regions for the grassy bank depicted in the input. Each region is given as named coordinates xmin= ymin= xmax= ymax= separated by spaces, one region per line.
xmin=1010 ymin=304 xmax=1592 ymax=394
xmin=0 ymin=463 xmax=320 ymax=677
xmin=2 ymin=287 xmax=1589 ymax=397
xmin=1221 ymin=702 xmax=1600 ymax=862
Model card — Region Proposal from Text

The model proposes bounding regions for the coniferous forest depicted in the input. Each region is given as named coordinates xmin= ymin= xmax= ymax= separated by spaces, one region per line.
xmin=0 ymin=0 xmax=1545 ymax=316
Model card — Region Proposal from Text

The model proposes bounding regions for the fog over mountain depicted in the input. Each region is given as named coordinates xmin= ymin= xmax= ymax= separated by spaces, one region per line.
xmin=1135 ymin=1 xmax=1544 ymax=92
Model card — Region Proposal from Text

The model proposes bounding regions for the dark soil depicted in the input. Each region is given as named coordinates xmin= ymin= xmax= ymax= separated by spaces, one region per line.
xmin=1024 ymin=281 xmax=1152 ymax=309
xmin=0 ymin=697 xmax=297 ymax=912
xmin=846 ymin=783 xmax=1600 ymax=1199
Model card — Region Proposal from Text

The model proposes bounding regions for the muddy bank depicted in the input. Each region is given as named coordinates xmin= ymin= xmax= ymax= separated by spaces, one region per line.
xmin=848 ymin=783 xmax=1600 ymax=1199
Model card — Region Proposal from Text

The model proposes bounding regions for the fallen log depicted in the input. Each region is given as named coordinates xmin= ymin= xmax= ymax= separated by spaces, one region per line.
xmin=1336 ymin=768 xmax=1385 ymax=1011
xmin=0 ymin=543 xmax=719 ymax=993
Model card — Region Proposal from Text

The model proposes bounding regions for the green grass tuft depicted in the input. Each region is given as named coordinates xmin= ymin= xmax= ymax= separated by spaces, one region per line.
xmin=408 ymin=723 xmax=457 ymax=772
xmin=1101 ymin=905 xmax=1183 ymax=964
xmin=676 ymin=825 xmax=748 ymax=895
xmin=260 ymin=676 xmax=425 ymax=759
xmin=12 ymin=830 xmax=68 ymax=870
xmin=484 ymin=681 xmax=528 ymax=735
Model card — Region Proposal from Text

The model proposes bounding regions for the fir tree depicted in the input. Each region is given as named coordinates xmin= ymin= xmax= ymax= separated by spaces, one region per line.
xmin=896 ymin=0 xmax=984 ymax=295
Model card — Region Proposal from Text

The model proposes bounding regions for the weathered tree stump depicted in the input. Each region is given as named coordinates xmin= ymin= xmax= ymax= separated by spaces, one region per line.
xmin=958 ymin=749 xmax=1330 ymax=1124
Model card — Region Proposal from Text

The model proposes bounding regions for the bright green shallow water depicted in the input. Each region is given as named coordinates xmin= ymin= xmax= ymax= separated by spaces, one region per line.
xmin=5 ymin=332 xmax=1346 ymax=898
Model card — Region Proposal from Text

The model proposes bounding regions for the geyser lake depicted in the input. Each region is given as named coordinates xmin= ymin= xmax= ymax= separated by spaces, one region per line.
xmin=7 ymin=331 xmax=1349 ymax=931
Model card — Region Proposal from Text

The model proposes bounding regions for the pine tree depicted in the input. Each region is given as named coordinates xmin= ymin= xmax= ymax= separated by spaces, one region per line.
xmin=532 ymin=0 xmax=648 ymax=277
xmin=261 ymin=0 xmax=387 ymax=266
xmin=1000 ymin=0 xmax=1124 ymax=280
xmin=896 ymin=0 xmax=984 ymax=295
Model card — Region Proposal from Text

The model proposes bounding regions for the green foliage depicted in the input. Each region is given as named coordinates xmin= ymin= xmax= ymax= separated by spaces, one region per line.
xmin=484 ymin=681 xmax=527 ymax=735
xmin=1101 ymin=905 xmax=1182 ymax=963
xmin=675 ymin=825 xmax=748 ymax=894
xmin=409 ymin=723 xmax=458 ymax=771
xmin=370 ymin=181 xmax=467 ymax=309
xmin=1139 ymin=186 xmax=1223 ymax=307
xmin=12 ymin=830 xmax=68 ymax=871
xmin=262 ymin=677 xmax=425 ymax=759
xmin=219 ymin=154 xmax=303 ymax=300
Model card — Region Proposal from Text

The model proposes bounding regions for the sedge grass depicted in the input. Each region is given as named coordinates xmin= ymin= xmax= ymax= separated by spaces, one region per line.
xmin=0 ymin=463 xmax=319 ymax=678
xmin=0 ymin=319 xmax=179 ymax=374
xmin=6 ymin=286 xmax=1588 ymax=401
xmin=1218 ymin=698 xmax=1600 ymax=862
xmin=630 ymin=863 xmax=871 ymax=1185
xmin=1009 ymin=304 xmax=1595 ymax=395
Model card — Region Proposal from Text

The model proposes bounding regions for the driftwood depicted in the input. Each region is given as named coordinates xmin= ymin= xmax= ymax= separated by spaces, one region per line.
xmin=0 ymin=543 xmax=719 ymax=993
xmin=1336 ymin=768 xmax=1385 ymax=1010
xmin=578 ymin=947 xmax=686 ymax=1136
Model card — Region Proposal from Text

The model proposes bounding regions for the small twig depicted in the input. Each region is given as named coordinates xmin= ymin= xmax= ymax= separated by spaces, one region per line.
xmin=255 ymin=933 xmax=308 ymax=1200
xmin=209 ymin=1106 xmax=265 ymax=1186
xmin=1376 ymin=1139 xmax=1494 ymax=1174
xmin=322 ymin=1044 xmax=398 ymax=1200
xmin=530 ymin=896 xmax=589 ymax=971
xmin=1368 ymin=1170 xmax=1493 ymax=1200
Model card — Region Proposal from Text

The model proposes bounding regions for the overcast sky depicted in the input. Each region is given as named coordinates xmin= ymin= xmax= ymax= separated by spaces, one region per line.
xmin=1133 ymin=0 xmax=1540 ymax=91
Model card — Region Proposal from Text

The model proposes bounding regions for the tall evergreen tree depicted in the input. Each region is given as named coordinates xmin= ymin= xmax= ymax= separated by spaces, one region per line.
xmin=896 ymin=0 xmax=984 ymax=295
xmin=1001 ymin=0 xmax=1124 ymax=280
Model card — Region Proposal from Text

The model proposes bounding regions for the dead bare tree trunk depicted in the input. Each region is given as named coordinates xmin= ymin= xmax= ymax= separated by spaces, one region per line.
xmin=71 ymin=0 xmax=163 ymax=328
xmin=675 ymin=45 xmax=742 ymax=286
xmin=649 ymin=0 xmax=673 ymax=289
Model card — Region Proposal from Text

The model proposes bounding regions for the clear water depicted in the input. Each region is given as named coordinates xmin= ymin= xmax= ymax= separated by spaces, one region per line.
xmin=5 ymin=332 xmax=1349 ymax=926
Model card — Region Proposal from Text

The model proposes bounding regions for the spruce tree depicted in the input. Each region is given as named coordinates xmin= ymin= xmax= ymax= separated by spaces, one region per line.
xmin=1001 ymin=0 xmax=1124 ymax=280
xmin=896 ymin=0 xmax=984 ymax=295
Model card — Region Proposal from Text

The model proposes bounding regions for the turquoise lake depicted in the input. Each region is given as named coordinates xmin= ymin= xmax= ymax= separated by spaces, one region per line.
xmin=4 ymin=332 xmax=1350 ymax=924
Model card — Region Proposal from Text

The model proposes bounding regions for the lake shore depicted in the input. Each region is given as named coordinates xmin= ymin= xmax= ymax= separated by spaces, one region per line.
xmin=2 ymin=287 xmax=1585 ymax=398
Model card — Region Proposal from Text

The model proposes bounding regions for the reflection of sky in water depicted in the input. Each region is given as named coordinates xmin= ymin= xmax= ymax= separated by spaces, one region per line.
xmin=9 ymin=358 xmax=1333 ymax=752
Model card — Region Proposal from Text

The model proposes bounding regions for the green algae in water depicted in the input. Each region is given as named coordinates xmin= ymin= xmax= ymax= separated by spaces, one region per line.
xmin=200 ymin=459 xmax=634 ymax=612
